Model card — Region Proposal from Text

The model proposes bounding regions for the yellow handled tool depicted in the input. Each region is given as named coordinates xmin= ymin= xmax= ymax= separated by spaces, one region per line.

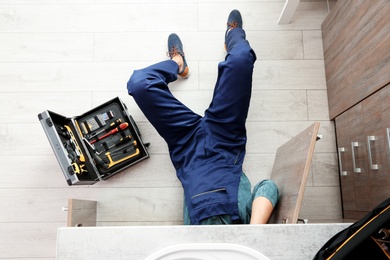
xmin=71 ymin=163 xmax=88 ymax=175
xmin=64 ymin=125 xmax=85 ymax=162
xmin=105 ymin=141 xmax=140 ymax=169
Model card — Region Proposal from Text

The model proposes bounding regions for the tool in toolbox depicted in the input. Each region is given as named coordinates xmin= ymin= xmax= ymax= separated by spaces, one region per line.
xmin=71 ymin=163 xmax=88 ymax=175
xmin=57 ymin=125 xmax=89 ymax=175
xmin=86 ymin=119 xmax=122 ymax=140
xmin=89 ymin=122 xmax=129 ymax=144
xmin=98 ymin=135 xmax=132 ymax=154
xmin=84 ymin=137 xmax=139 ymax=170
xmin=63 ymin=125 xmax=85 ymax=162
xmin=105 ymin=141 xmax=140 ymax=169
xmin=81 ymin=110 xmax=115 ymax=134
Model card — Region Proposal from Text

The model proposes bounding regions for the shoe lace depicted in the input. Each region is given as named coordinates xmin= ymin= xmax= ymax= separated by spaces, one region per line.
xmin=227 ymin=20 xmax=239 ymax=29
xmin=166 ymin=46 xmax=183 ymax=58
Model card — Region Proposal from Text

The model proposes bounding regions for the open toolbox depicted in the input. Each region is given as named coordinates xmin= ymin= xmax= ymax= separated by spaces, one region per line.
xmin=38 ymin=97 xmax=150 ymax=185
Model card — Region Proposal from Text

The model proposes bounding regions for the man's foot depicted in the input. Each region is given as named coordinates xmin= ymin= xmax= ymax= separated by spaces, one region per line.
xmin=167 ymin=33 xmax=189 ymax=78
xmin=224 ymin=9 xmax=243 ymax=51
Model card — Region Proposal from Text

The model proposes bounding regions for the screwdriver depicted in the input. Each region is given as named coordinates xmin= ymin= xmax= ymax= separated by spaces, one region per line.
xmin=86 ymin=119 xmax=122 ymax=140
xmin=90 ymin=122 xmax=129 ymax=144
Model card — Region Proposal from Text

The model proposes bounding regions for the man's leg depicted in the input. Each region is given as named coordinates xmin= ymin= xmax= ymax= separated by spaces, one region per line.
xmin=127 ymin=60 xmax=200 ymax=149
xmin=203 ymin=26 xmax=257 ymax=167
xmin=127 ymin=33 xmax=200 ymax=149
xmin=205 ymin=28 xmax=256 ymax=131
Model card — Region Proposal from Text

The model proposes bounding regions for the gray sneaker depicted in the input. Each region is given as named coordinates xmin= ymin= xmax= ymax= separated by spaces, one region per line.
xmin=224 ymin=10 xmax=243 ymax=51
xmin=167 ymin=33 xmax=189 ymax=78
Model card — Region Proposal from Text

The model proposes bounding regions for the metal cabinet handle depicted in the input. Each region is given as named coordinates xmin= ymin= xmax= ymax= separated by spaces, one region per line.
xmin=351 ymin=141 xmax=361 ymax=173
xmin=338 ymin=147 xmax=347 ymax=176
xmin=367 ymin=135 xmax=379 ymax=170
xmin=387 ymin=128 xmax=390 ymax=154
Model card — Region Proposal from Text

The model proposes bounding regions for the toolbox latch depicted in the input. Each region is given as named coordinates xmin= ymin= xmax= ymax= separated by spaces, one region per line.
xmin=46 ymin=118 xmax=54 ymax=127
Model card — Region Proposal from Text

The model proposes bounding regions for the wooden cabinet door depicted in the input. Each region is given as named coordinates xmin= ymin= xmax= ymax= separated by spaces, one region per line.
xmin=348 ymin=103 xmax=372 ymax=212
xmin=335 ymin=111 xmax=356 ymax=213
xmin=380 ymin=85 xmax=390 ymax=166
xmin=363 ymin=92 xmax=389 ymax=207
xmin=378 ymin=86 xmax=390 ymax=202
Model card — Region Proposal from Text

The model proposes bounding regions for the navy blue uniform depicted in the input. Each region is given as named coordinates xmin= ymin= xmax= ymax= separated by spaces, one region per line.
xmin=128 ymin=28 xmax=278 ymax=224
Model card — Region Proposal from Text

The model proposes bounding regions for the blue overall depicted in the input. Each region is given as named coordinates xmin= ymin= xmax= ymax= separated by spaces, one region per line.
xmin=127 ymin=28 xmax=278 ymax=224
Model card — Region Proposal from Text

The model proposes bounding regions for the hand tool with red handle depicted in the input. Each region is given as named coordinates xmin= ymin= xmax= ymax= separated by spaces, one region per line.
xmin=90 ymin=122 xmax=129 ymax=144
xmin=86 ymin=119 xmax=122 ymax=140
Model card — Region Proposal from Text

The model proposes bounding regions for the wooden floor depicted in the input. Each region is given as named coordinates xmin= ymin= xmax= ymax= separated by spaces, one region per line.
xmin=0 ymin=1 xmax=340 ymax=259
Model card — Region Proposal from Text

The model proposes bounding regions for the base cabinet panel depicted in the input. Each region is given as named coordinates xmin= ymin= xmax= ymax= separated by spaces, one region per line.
xmin=336 ymin=86 xmax=390 ymax=219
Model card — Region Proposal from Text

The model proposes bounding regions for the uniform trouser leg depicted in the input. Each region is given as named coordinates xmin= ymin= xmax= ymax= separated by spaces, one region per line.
xmin=203 ymin=28 xmax=256 ymax=164
xmin=182 ymin=29 xmax=258 ymax=224
xmin=127 ymin=60 xmax=202 ymax=151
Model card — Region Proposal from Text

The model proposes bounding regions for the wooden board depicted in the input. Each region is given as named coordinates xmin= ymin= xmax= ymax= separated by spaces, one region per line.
xmin=67 ymin=199 xmax=97 ymax=227
xmin=269 ymin=122 xmax=320 ymax=224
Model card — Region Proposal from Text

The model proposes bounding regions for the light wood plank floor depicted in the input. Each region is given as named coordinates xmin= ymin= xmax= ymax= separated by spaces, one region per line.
xmin=0 ymin=0 xmax=339 ymax=258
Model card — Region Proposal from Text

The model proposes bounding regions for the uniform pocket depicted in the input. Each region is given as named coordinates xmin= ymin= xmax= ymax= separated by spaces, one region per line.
xmin=191 ymin=188 xmax=229 ymax=209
